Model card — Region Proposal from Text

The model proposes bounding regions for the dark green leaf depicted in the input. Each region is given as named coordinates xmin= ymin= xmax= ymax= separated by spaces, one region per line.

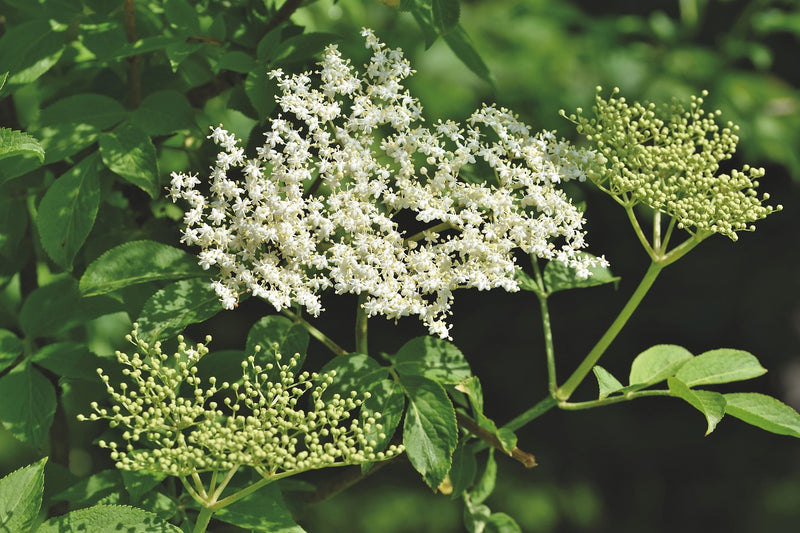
xmin=217 ymin=51 xmax=258 ymax=74
xmin=0 ymin=329 xmax=23 ymax=373
xmin=400 ymin=374 xmax=458 ymax=489
xmin=0 ymin=20 xmax=65 ymax=87
xmin=543 ymin=253 xmax=619 ymax=294
xmin=39 ymin=94 xmax=126 ymax=130
xmin=724 ymin=392 xmax=800 ymax=438
xmin=410 ymin=4 xmax=440 ymax=48
xmin=20 ymin=277 xmax=122 ymax=339
xmin=0 ymin=187 xmax=27 ymax=257
xmin=245 ymin=65 xmax=277 ymax=120
xmin=79 ymin=240 xmax=204 ymax=297
xmin=36 ymin=504 xmax=183 ymax=532
xmin=37 ymin=153 xmax=101 ymax=270
xmin=130 ymin=91 xmax=194 ymax=136
xmin=0 ymin=458 xmax=46 ymax=533
xmin=471 ymin=449 xmax=496 ymax=505
xmin=320 ymin=353 xmax=388 ymax=399
xmin=593 ymin=365 xmax=624 ymax=399
xmin=394 ymin=336 xmax=472 ymax=384
xmin=31 ymin=342 xmax=103 ymax=380
xmin=0 ymin=128 xmax=45 ymax=162
xmin=37 ymin=123 xmax=100 ymax=164
xmin=99 ymin=124 xmax=160 ymax=198
xmin=629 ymin=344 xmax=693 ymax=387
xmin=361 ymin=379 xmax=405 ymax=464
xmin=442 ymin=26 xmax=493 ymax=85
xmin=165 ymin=42 xmax=203 ymax=71
xmin=0 ymin=363 xmax=56 ymax=449
xmin=121 ymin=471 xmax=166 ymax=505
xmin=164 ymin=0 xmax=200 ymax=34
xmin=432 ymin=0 xmax=461 ymax=32
xmin=448 ymin=437 xmax=477 ymax=498
xmin=674 ymin=348 xmax=767 ymax=387
xmin=52 ymin=470 xmax=123 ymax=506
xmin=0 ymin=154 xmax=41 ymax=186
xmin=114 ymin=36 xmax=184 ymax=59
xmin=214 ymin=484 xmax=305 ymax=532
xmin=245 ymin=315 xmax=310 ymax=368
xmin=272 ymin=33 xmax=342 ymax=65
xmin=487 ymin=512 xmax=523 ymax=533
xmin=455 ymin=376 xmax=517 ymax=453
xmin=135 ymin=278 xmax=226 ymax=341
xmin=513 ymin=267 xmax=543 ymax=295
xmin=668 ymin=377 xmax=726 ymax=435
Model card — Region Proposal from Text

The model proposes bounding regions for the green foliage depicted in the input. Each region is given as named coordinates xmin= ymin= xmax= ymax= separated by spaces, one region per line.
xmin=0 ymin=457 xmax=46 ymax=532
xmin=36 ymin=504 xmax=182 ymax=532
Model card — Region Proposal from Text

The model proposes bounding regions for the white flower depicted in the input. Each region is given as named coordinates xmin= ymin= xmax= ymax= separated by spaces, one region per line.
xmin=170 ymin=29 xmax=606 ymax=338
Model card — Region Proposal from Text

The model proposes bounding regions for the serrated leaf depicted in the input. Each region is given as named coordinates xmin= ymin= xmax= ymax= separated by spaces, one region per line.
xmin=674 ymin=348 xmax=767 ymax=387
xmin=0 ymin=20 xmax=65 ymax=87
xmin=99 ymin=124 xmax=159 ymax=198
xmin=410 ymin=4 xmax=439 ymax=48
xmin=214 ymin=484 xmax=305 ymax=532
xmin=79 ymin=240 xmax=204 ymax=296
xmin=629 ymin=344 xmax=693 ymax=387
xmin=361 ymin=379 xmax=405 ymax=473
xmin=543 ymin=253 xmax=619 ymax=294
xmin=400 ymin=374 xmax=458 ymax=489
xmin=19 ymin=277 xmax=122 ymax=339
xmin=39 ymin=94 xmax=127 ymax=130
xmin=394 ymin=336 xmax=472 ymax=384
xmin=37 ymin=153 xmax=100 ymax=270
xmin=668 ymin=377 xmax=726 ymax=436
xmin=0 ymin=458 xmax=46 ymax=533
xmin=724 ymin=392 xmax=800 ymax=438
xmin=471 ymin=449 xmax=496 ymax=505
xmin=0 ymin=329 xmax=23 ymax=373
xmin=36 ymin=504 xmax=183 ymax=532
xmin=448 ymin=438 xmax=477 ymax=498
xmin=135 ymin=278 xmax=225 ymax=341
xmin=0 ymin=363 xmax=56 ymax=449
xmin=130 ymin=90 xmax=194 ymax=136
xmin=245 ymin=315 xmax=310 ymax=369
xmin=0 ymin=128 xmax=45 ymax=162
xmin=593 ymin=365 xmax=624 ymax=399
xmin=320 ymin=353 xmax=388 ymax=399
xmin=442 ymin=25 xmax=493 ymax=85
xmin=433 ymin=0 xmax=461 ymax=32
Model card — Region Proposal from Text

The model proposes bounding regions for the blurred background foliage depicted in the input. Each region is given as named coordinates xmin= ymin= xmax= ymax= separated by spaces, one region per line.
xmin=0 ymin=0 xmax=798 ymax=532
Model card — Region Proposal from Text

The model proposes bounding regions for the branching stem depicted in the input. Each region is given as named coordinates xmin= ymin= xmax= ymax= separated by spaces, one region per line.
xmin=281 ymin=309 xmax=348 ymax=356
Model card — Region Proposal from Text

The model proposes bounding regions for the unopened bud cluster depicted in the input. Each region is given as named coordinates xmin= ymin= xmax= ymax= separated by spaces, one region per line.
xmin=170 ymin=29 xmax=605 ymax=338
xmin=79 ymin=325 xmax=401 ymax=478
xmin=565 ymin=87 xmax=781 ymax=240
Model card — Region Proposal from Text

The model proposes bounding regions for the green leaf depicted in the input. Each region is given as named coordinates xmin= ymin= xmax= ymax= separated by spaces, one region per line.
xmin=272 ymin=32 xmax=342 ymax=65
xmin=674 ymin=348 xmax=767 ymax=387
xmin=463 ymin=496 xmax=492 ymax=533
xmin=0 ymin=186 xmax=28 ymax=257
xmin=629 ymin=344 xmax=693 ymax=387
xmin=724 ymin=392 xmax=800 ymax=438
xmin=0 ymin=71 xmax=7 ymax=96
xmin=52 ymin=470 xmax=123 ymax=507
xmin=0 ymin=20 xmax=65 ymax=87
xmin=593 ymin=365 xmax=624 ymax=399
xmin=79 ymin=240 xmax=204 ymax=296
xmin=432 ymin=0 xmax=461 ymax=32
xmin=471 ymin=449 xmax=496 ymax=505
xmin=448 ymin=437 xmax=477 ymax=498
xmin=442 ymin=25 xmax=493 ymax=85
xmin=135 ymin=278 xmax=225 ymax=341
xmin=99 ymin=124 xmax=159 ymax=198
xmin=361 ymin=379 xmax=405 ymax=471
xmin=487 ymin=513 xmax=523 ymax=533
xmin=400 ymin=374 xmax=458 ymax=489
xmin=0 ymin=363 xmax=56 ymax=449
xmin=667 ymin=377 xmax=726 ymax=436
xmin=31 ymin=342 xmax=103 ymax=380
xmin=245 ymin=315 xmax=310 ymax=369
xmin=19 ymin=277 xmax=122 ymax=339
xmin=37 ymin=153 xmax=101 ymax=270
xmin=0 ymin=128 xmax=45 ymax=162
xmin=114 ymin=36 xmax=183 ymax=59
xmin=394 ymin=336 xmax=472 ymax=384
xmin=320 ymin=353 xmax=388 ymax=399
xmin=214 ymin=484 xmax=305 ymax=532
xmin=0 ymin=329 xmax=23 ymax=373
xmin=36 ymin=504 xmax=183 ymax=533
xmin=164 ymin=0 xmax=201 ymax=34
xmin=455 ymin=377 xmax=517 ymax=453
xmin=543 ymin=253 xmax=619 ymax=294
xmin=0 ymin=458 xmax=46 ymax=533
xmin=513 ymin=267 xmax=543 ymax=295
xmin=130 ymin=91 xmax=194 ymax=136
xmin=245 ymin=65 xmax=277 ymax=120
xmin=121 ymin=471 xmax=166 ymax=505
xmin=39 ymin=94 xmax=127 ymax=130
xmin=37 ymin=123 xmax=100 ymax=164
xmin=217 ymin=51 xmax=258 ymax=74
xmin=410 ymin=4 xmax=440 ymax=48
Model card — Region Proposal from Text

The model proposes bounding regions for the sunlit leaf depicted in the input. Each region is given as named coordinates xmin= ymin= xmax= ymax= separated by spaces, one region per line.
xmin=668 ymin=377 xmax=726 ymax=435
xmin=724 ymin=392 xmax=800 ymax=438
xmin=674 ymin=348 xmax=767 ymax=387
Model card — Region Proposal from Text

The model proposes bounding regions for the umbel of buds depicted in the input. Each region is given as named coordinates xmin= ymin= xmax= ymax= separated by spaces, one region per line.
xmin=79 ymin=325 xmax=401 ymax=479
xmin=169 ymin=29 xmax=606 ymax=339
xmin=565 ymin=87 xmax=782 ymax=241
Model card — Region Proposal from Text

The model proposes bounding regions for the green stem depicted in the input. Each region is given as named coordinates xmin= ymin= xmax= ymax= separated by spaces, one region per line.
xmin=209 ymin=477 xmax=273 ymax=511
xmin=281 ymin=309 xmax=348 ymax=356
xmin=355 ymin=293 xmax=368 ymax=355
xmin=192 ymin=507 xmax=214 ymax=533
xmin=556 ymin=261 xmax=664 ymax=401
xmin=624 ymin=205 xmax=655 ymax=257
xmin=403 ymin=222 xmax=453 ymax=245
xmin=558 ymin=389 xmax=671 ymax=410
xmin=502 ymin=396 xmax=558 ymax=433
xmin=531 ymin=260 xmax=556 ymax=395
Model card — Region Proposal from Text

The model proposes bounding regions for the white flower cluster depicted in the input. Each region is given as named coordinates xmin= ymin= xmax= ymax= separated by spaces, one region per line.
xmin=170 ymin=29 xmax=606 ymax=338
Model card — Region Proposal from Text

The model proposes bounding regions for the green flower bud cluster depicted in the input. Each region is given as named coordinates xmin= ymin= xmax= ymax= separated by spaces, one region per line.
xmin=564 ymin=87 xmax=781 ymax=240
xmin=79 ymin=325 xmax=402 ymax=479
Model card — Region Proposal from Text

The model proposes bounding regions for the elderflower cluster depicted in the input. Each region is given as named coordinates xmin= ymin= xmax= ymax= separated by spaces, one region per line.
xmin=79 ymin=326 xmax=400 ymax=478
xmin=170 ymin=29 xmax=605 ymax=338
xmin=565 ymin=87 xmax=781 ymax=240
